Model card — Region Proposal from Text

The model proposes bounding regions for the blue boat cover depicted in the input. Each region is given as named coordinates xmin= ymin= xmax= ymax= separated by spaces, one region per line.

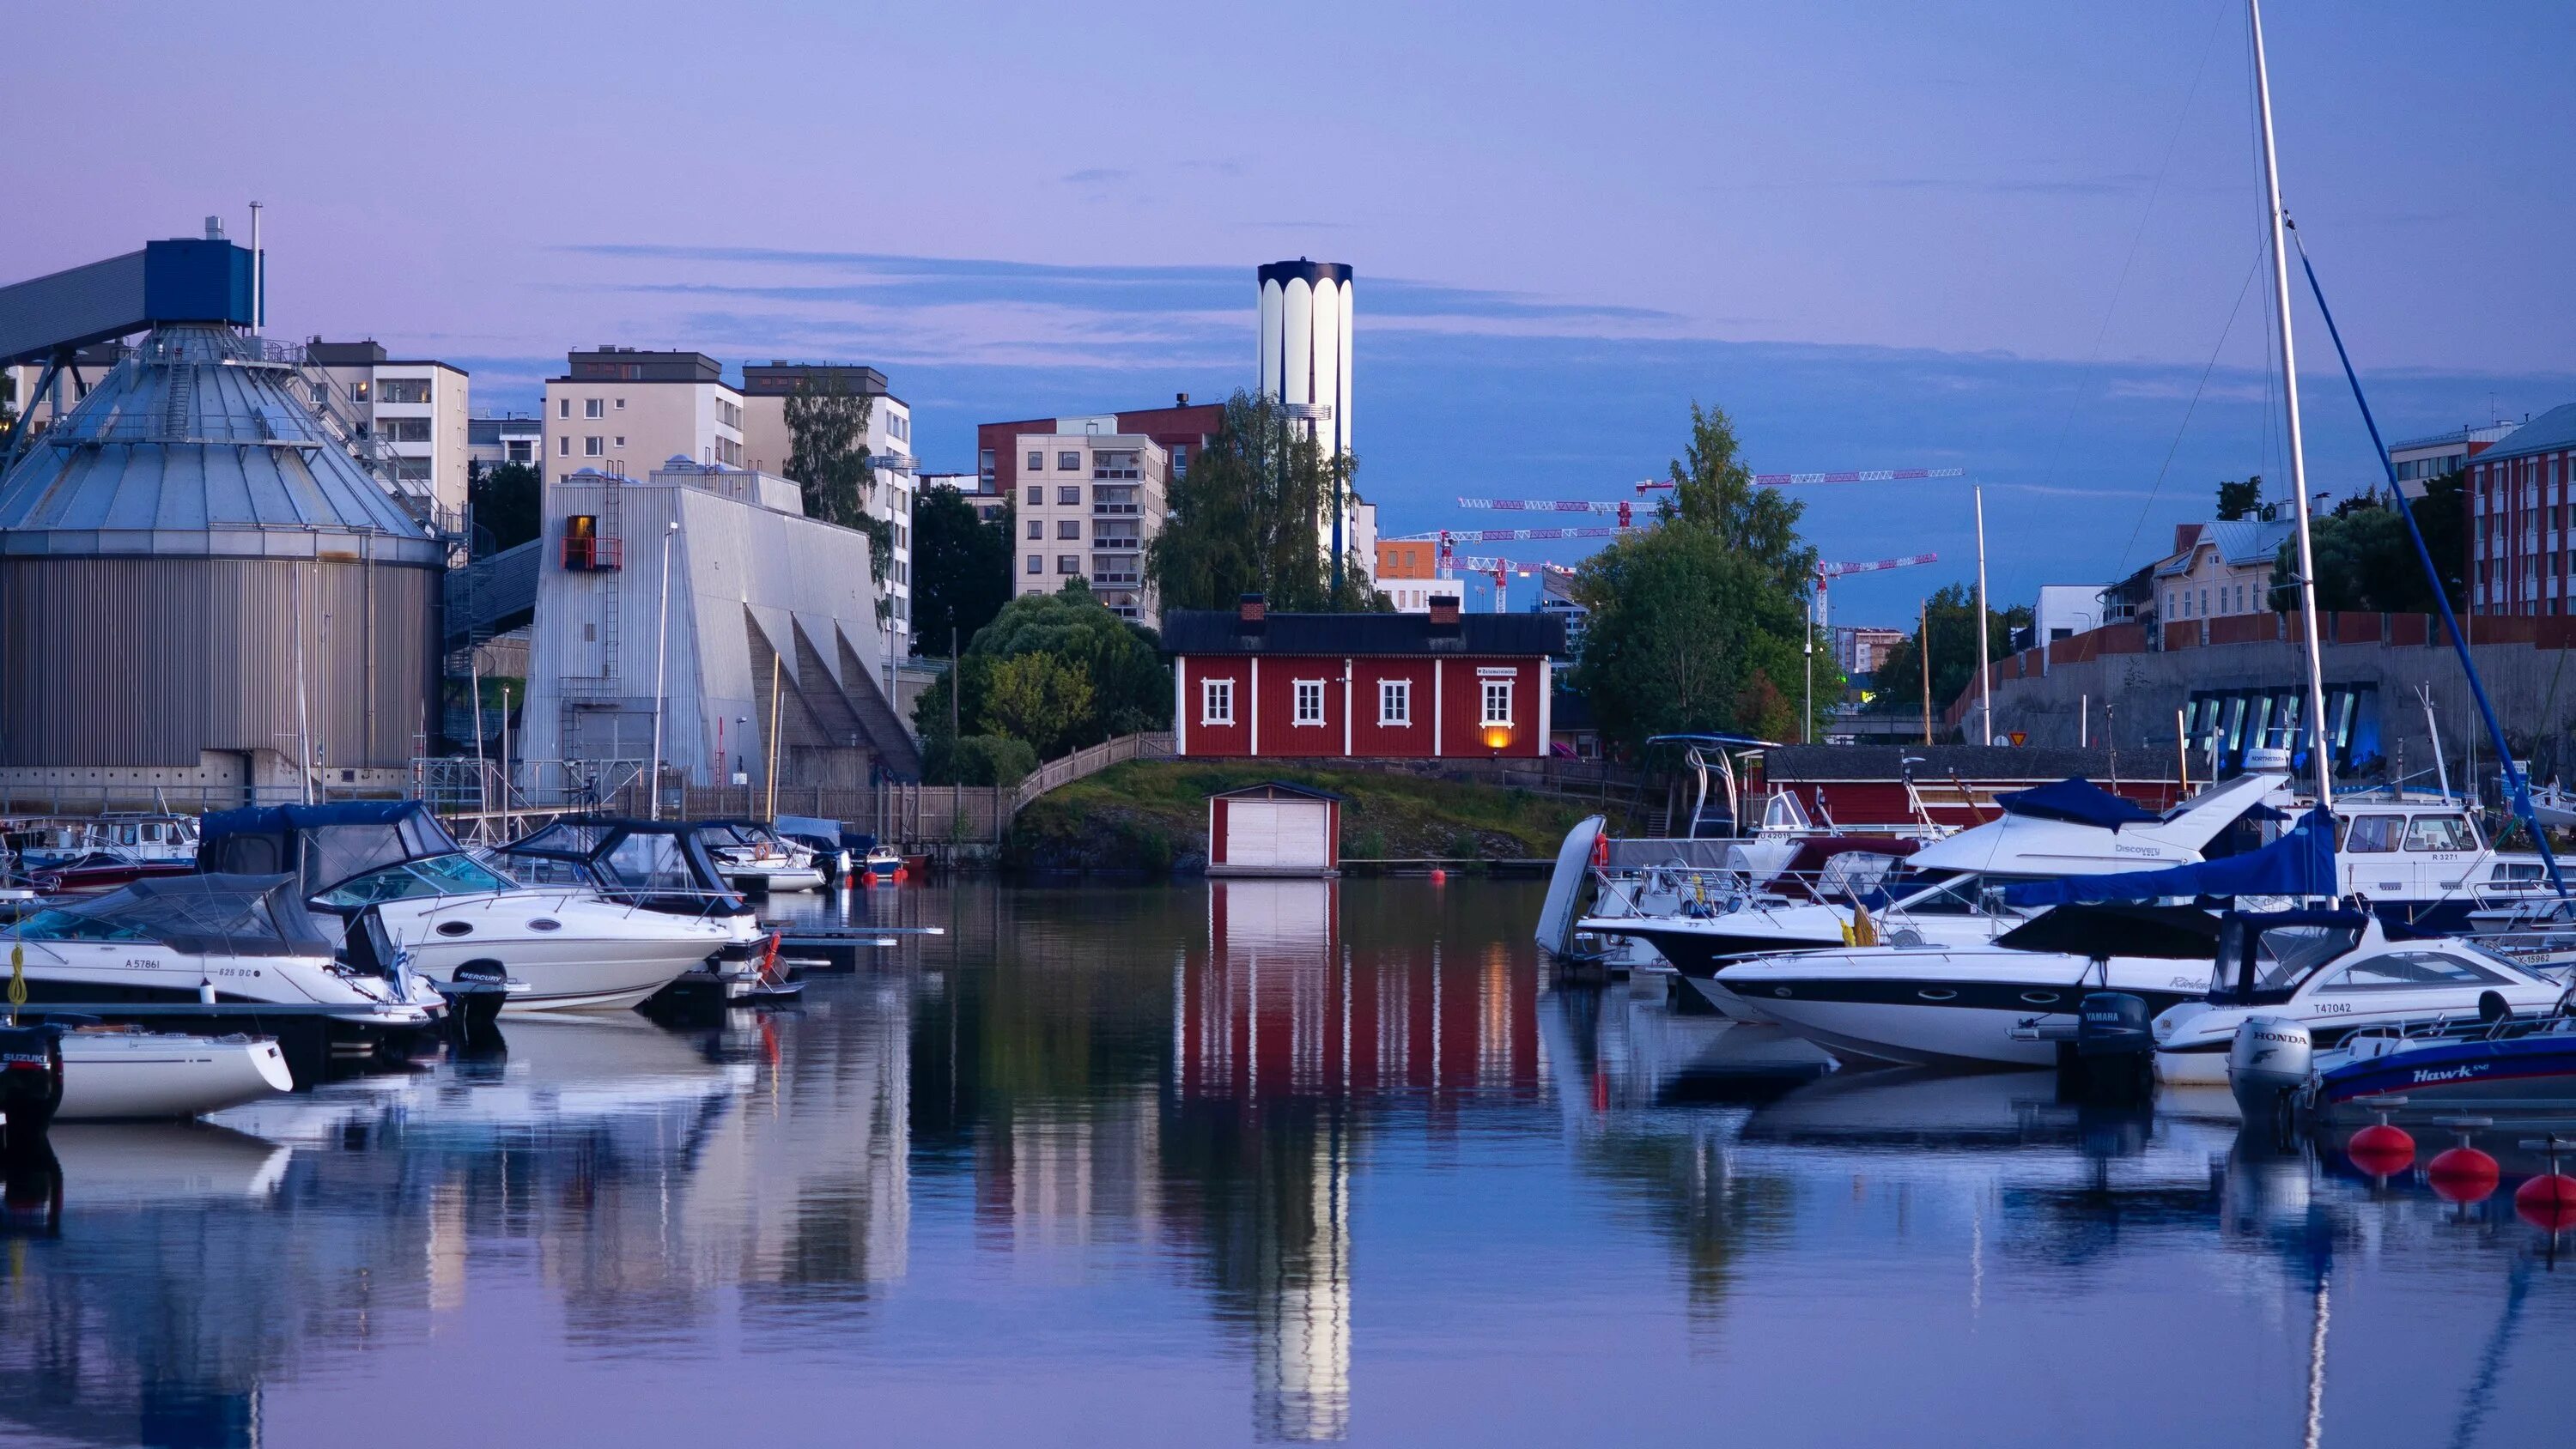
xmin=2003 ymin=806 xmax=2337 ymax=906
xmin=201 ymin=799 xmax=440 ymax=840
xmin=1995 ymin=778 xmax=2160 ymax=831
xmin=197 ymin=799 xmax=462 ymax=889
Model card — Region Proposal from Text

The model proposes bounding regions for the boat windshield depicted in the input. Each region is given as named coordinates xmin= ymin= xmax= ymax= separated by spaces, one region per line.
xmin=2248 ymin=924 xmax=2364 ymax=993
xmin=1888 ymin=875 xmax=1990 ymax=917
xmin=11 ymin=906 xmax=154 ymax=942
xmin=603 ymin=834 xmax=707 ymax=892
xmin=313 ymin=852 xmax=517 ymax=907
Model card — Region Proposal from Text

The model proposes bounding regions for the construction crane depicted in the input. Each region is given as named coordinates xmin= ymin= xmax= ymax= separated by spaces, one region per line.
xmin=1428 ymin=545 xmax=1576 ymax=612
xmin=1458 ymin=466 xmax=1965 ymax=518
xmin=1807 ymin=553 xmax=1939 ymax=743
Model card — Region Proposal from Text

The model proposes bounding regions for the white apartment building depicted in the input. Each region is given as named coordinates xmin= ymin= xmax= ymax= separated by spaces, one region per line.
xmin=467 ymin=413 xmax=544 ymax=471
xmin=1012 ymin=431 xmax=1167 ymax=626
xmin=738 ymin=363 xmax=915 ymax=643
xmin=307 ymin=340 xmax=471 ymax=525
xmin=543 ymin=347 xmax=744 ymax=485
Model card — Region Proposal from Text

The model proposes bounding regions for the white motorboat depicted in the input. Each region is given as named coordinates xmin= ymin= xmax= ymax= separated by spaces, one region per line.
xmin=1582 ymin=772 xmax=2287 ymax=983
xmin=54 ymin=1028 xmax=295 ymax=1119
xmin=695 ymin=821 xmax=829 ymax=893
xmin=2151 ymin=910 xmax=2569 ymax=1084
xmin=200 ymin=803 xmax=750 ymax=1013
xmin=495 ymin=820 xmax=775 ymax=1006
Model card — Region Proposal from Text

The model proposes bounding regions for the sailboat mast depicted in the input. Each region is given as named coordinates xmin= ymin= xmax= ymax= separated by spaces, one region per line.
xmin=2249 ymin=0 xmax=2333 ymax=810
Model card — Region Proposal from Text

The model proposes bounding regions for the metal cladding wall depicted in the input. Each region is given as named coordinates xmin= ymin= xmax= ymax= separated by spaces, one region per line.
xmin=0 ymin=555 xmax=437 ymax=769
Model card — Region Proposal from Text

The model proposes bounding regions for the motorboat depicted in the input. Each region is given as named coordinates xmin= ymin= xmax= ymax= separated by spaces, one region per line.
xmin=0 ymin=873 xmax=445 ymax=1070
xmin=200 ymin=802 xmax=741 ymax=1014
xmin=2151 ymin=909 xmax=2570 ymax=1084
xmin=1717 ymin=903 xmax=2230 ymax=1070
xmin=775 ymin=814 xmax=854 ymax=882
xmin=694 ymin=821 xmax=829 ymax=893
xmin=6 ymin=813 xmax=200 ymax=873
xmin=1578 ymin=772 xmax=2287 ymax=984
xmin=54 ymin=1027 xmax=295 ymax=1119
xmin=494 ymin=820 xmax=775 ymax=1007
xmin=861 ymin=845 xmax=908 ymax=883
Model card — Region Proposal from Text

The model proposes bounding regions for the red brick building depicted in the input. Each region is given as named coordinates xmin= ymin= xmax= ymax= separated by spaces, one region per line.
xmin=976 ymin=397 xmax=1224 ymax=500
xmin=1164 ymin=595 xmax=1564 ymax=760
xmin=2467 ymin=403 xmax=2576 ymax=616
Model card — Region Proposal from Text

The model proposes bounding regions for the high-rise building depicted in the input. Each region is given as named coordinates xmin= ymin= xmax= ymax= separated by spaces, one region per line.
xmin=541 ymin=347 xmax=744 ymax=482
xmin=2466 ymin=402 xmax=2576 ymax=617
xmin=738 ymin=362 xmax=917 ymax=640
xmin=306 ymin=339 xmax=472 ymax=524
xmin=1008 ymin=431 xmax=1168 ymax=626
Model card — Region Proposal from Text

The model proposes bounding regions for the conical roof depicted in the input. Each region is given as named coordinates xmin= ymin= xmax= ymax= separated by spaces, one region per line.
xmin=0 ymin=324 xmax=442 ymax=566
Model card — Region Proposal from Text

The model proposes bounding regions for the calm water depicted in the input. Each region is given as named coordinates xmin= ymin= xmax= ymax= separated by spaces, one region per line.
xmin=3 ymin=877 xmax=2573 ymax=1447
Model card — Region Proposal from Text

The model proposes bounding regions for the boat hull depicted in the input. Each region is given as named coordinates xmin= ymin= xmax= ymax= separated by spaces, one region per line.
xmin=380 ymin=897 xmax=732 ymax=1014
xmin=2313 ymin=1033 xmax=2576 ymax=1113
xmin=1726 ymin=954 xmax=2204 ymax=1070
xmin=55 ymin=1033 xmax=295 ymax=1119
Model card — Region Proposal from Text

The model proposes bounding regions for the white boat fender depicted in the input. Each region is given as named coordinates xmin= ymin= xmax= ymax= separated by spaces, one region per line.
xmin=2228 ymin=1016 xmax=2312 ymax=1123
xmin=197 ymin=979 xmax=217 ymax=1005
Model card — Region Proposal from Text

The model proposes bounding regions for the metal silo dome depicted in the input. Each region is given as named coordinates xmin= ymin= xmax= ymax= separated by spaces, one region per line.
xmin=0 ymin=323 xmax=445 ymax=805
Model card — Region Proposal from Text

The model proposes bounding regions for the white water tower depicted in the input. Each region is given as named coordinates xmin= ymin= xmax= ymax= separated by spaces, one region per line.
xmin=1257 ymin=259 xmax=1353 ymax=458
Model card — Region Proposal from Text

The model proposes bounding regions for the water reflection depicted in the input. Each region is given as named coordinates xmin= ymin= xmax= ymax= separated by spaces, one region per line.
xmin=0 ymin=878 xmax=2568 ymax=1448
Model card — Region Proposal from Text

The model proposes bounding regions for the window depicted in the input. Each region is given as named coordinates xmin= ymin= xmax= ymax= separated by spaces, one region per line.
xmin=380 ymin=416 xmax=432 ymax=442
xmin=1093 ymin=450 xmax=1141 ymax=480
xmin=1026 ymin=484 xmax=1042 ymax=506
xmin=1057 ymin=555 xmax=1080 ymax=574
xmin=1058 ymin=519 xmax=1082 ymax=540
xmin=612 ymin=435 xmax=626 ymax=449
xmin=1201 ymin=678 xmax=1234 ymax=724
xmin=558 ymin=397 xmax=572 ymax=418
xmin=1027 ymin=554 xmax=1042 ymax=574
xmin=980 ymin=448 xmax=997 ymax=482
xmin=1028 ymin=451 xmax=1044 ymax=471
xmin=1026 ymin=519 xmax=1042 ymax=541
xmin=1058 ymin=486 xmax=1081 ymax=506
xmin=1482 ymin=680 xmax=1513 ymax=725
xmin=2404 ymin=815 xmax=2476 ymax=852
xmin=2321 ymin=951 xmax=2506 ymax=991
xmin=715 ymin=399 xmax=742 ymax=429
xmin=1171 ymin=444 xmax=1188 ymax=476
xmin=392 ymin=457 xmax=433 ymax=481
xmin=2342 ymin=815 xmax=2402 ymax=852
xmin=1379 ymin=678 xmax=1412 ymax=725
xmin=584 ymin=398 xmax=605 ymax=419
xmin=558 ymin=435 xmax=571 ymax=457
xmin=615 ymin=397 xmax=626 ymax=410
xmin=715 ymin=438 xmax=741 ymax=466
xmin=1293 ymin=680 xmax=1326 ymax=725
xmin=507 ymin=440 xmax=533 ymax=462
xmin=1058 ymin=452 xmax=1082 ymax=471
xmin=379 ymin=378 xmax=433 ymax=405
xmin=350 ymin=379 xmax=371 ymax=403
xmin=584 ymin=436 xmax=604 ymax=457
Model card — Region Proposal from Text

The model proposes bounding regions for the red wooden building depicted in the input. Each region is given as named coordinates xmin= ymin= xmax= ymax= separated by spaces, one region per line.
xmin=1165 ymin=595 xmax=1565 ymax=760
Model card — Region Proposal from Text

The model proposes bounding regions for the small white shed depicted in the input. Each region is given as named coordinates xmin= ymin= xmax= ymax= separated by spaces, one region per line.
xmin=1206 ymin=782 xmax=1343 ymax=878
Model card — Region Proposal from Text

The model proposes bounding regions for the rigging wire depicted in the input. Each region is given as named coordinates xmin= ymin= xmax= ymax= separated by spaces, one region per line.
xmin=2113 ymin=244 xmax=2268 ymax=575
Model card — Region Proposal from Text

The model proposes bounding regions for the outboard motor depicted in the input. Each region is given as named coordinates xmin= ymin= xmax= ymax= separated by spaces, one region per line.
xmin=2065 ymin=990 xmax=2156 ymax=1100
xmin=0 ymin=1022 xmax=65 ymax=1157
xmin=2227 ymin=1015 xmax=2313 ymax=1127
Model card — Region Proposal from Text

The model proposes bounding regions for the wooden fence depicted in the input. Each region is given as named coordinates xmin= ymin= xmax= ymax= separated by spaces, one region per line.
xmin=1010 ymin=731 xmax=1176 ymax=812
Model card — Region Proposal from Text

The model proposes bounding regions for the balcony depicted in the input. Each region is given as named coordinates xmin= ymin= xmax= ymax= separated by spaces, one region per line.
xmin=562 ymin=535 xmax=623 ymax=571
xmin=1092 ymin=500 xmax=1141 ymax=516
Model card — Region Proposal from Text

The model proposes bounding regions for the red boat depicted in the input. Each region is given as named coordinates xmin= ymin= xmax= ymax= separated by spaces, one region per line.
xmin=30 ymin=854 xmax=197 ymax=896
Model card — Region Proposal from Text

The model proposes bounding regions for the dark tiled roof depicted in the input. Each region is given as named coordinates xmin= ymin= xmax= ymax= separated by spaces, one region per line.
xmin=2476 ymin=403 xmax=2576 ymax=464
xmin=1162 ymin=609 xmax=1566 ymax=658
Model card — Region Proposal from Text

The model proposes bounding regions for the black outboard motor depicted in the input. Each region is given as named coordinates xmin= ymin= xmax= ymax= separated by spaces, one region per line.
xmin=0 ymin=1022 xmax=65 ymax=1157
xmin=446 ymin=961 xmax=512 ymax=1048
xmin=2067 ymin=989 xmax=2155 ymax=1100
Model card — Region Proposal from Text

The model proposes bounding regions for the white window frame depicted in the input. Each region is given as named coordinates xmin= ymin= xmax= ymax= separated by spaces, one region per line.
xmin=1293 ymin=679 xmax=1327 ymax=726
xmin=1379 ymin=677 xmax=1412 ymax=725
xmin=1201 ymin=677 xmax=1235 ymax=725
xmin=1481 ymin=679 xmax=1514 ymax=726
xmin=584 ymin=436 xmax=604 ymax=457
xmin=584 ymin=397 xmax=605 ymax=419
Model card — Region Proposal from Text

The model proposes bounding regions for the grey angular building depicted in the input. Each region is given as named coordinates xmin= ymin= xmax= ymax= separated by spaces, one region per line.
xmin=0 ymin=323 xmax=444 ymax=806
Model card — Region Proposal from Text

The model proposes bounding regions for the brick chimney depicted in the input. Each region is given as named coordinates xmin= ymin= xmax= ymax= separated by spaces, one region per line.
xmin=1428 ymin=594 xmax=1461 ymax=627
xmin=1236 ymin=592 xmax=1267 ymax=634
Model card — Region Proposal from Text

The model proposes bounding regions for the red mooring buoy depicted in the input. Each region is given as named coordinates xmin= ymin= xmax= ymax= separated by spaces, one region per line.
xmin=2346 ymin=1122 xmax=2415 ymax=1179
xmin=2428 ymin=1146 xmax=2501 ymax=1203
xmin=2515 ymin=1173 xmax=2576 ymax=1233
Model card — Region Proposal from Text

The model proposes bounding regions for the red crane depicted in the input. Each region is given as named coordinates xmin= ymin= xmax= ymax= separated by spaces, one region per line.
xmin=1805 ymin=553 xmax=1939 ymax=742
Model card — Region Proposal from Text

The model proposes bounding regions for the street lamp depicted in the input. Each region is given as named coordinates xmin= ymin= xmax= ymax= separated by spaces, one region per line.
xmin=648 ymin=518 xmax=679 ymax=820
xmin=1482 ymin=723 xmax=1513 ymax=756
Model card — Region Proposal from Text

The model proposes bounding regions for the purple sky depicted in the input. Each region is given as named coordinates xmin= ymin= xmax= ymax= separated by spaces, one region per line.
xmin=10 ymin=1 xmax=2571 ymax=620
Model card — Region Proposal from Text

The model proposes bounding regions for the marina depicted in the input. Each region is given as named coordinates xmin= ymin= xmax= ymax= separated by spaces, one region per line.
xmin=2 ymin=878 xmax=2572 ymax=1447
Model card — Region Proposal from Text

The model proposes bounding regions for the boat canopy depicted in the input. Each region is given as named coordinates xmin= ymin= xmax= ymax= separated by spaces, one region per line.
xmin=775 ymin=815 xmax=842 ymax=843
xmin=1994 ymin=778 xmax=2160 ymax=831
xmin=2002 ymin=806 xmax=2336 ymax=907
xmin=199 ymin=800 xmax=464 ymax=892
xmin=20 ymin=873 xmax=336 ymax=956
xmin=1991 ymin=902 xmax=2225 ymax=960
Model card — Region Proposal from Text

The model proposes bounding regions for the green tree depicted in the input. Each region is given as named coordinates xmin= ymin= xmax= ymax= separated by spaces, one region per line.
xmin=981 ymin=653 xmax=1095 ymax=759
xmin=1573 ymin=512 xmax=1825 ymax=748
xmin=2267 ymin=475 xmax=2466 ymax=614
xmin=2215 ymin=474 xmax=2273 ymax=522
xmin=912 ymin=579 xmax=1174 ymax=780
xmin=468 ymin=459 xmax=543 ymax=554
xmin=1864 ymin=583 xmax=2029 ymax=730
xmin=1148 ymin=390 xmax=1382 ymax=614
xmin=783 ymin=373 xmax=893 ymax=615
xmin=1663 ymin=402 xmax=1817 ymax=591
xmin=912 ymin=485 xmax=1013 ymax=651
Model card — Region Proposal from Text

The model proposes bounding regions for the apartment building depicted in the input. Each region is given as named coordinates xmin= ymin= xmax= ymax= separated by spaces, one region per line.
xmin=2391 ymin=418 xmax=2519 ymax=492
xmin=1012 ymin=432 xmax=1167 ymax=626
xmin=978 ymin=397 xmax=1221 ymax=502
xmin=922 ymin=471 xmax=1006 ymax=525
xmin=738 ymin=362 xmax=916 ymax=638
xmin=5 ymin=343 xmax=122 ymax=432
xmin=1375 ymin=538 xmax=1442 ymax=612
xmin=542 ymin=347 xmax=744 ymax=484
xmin=306 ymin=339 xmax=472 ymax=524
xmin=467 ymin=414 xmax=544 ymax=470
xmin=2467 ymin=403 xmax=2576 ymax=616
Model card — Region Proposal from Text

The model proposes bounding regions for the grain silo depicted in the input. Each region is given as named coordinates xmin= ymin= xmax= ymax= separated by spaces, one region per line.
xmin=0 ymin=258 xmax=443 ymax=809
